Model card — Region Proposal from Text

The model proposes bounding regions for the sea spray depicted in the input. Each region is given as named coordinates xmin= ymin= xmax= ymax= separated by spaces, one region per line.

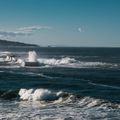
xmin=28 ymin=51 xmax=37 ymax=62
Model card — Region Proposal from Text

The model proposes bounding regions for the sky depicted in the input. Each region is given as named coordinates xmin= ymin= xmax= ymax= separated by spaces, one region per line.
xmin=0 ymin=0 xmax=120 ymax=47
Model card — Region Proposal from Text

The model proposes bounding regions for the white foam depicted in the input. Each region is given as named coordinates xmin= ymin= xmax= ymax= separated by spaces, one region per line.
xmin=1 ymin=93 xmax=120 ymax=120
xmin=16 ymin=58 xmax=24 ymax=64
xmin=15 ymin=58 xmax=25 ymax=67
xmin=79 ymin=61 xmax=106 ymax=66
xmin=37 ymin=57 xmax=116 ymax=68
xmin=53 ymin=97 xmax=63 ymax=104
xmin=19 ymin=89 xmax=34 ymax=101
xmin=32 ymin=89 xmax=52 ymax=101
xmin=37 ymin=57 xmax=76 ymax=65
xmin=78 ymin=97 xmax=102 ymax=108
xmin=77 ymin=61 xmax=114 ymax=68
xmin=56 ymin=91 xmax=64 ymax=96
xmin=19 ymin=88 xmax=59 ymax=101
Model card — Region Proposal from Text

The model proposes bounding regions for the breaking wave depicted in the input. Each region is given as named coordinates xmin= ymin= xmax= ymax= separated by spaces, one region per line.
xmin=0 ymin=52 xmax=118 ymax=69
xmin=37 ymin=57 xmax=118 ymax=68
xmin=0 ymin=89 xmax=66 ymax=101
xmin=0 ymin=88 xmax=119 ymax=107
xmin=19 ymin=88 xmax=61 ymax=101
xmin=38 ymin=57 xmax=76 ymax=65
xmin=0 ymin=88 xmax=120 ymax=120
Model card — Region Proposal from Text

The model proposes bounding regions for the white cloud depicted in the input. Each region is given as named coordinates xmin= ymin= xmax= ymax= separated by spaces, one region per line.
xmin=0 ymin=31 xmax=30 ymax=37
xmin=78 ymin=27 xmax=82 ymax=32
xmin=0 ymin=25 xmax=52 ymax=38
xmin=19 ymin=26 xmax=52 ymax=32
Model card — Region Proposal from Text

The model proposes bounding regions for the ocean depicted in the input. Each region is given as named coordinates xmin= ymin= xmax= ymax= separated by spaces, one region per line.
xmin=0 ymin=47 xmax=120 ymax=120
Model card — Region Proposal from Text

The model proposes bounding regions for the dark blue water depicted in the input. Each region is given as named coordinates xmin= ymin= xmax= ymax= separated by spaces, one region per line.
xmin=0 ymin=47 xmax=120 ymax=120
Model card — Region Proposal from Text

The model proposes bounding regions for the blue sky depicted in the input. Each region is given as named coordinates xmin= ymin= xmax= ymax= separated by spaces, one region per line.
xmin=0 ymin=0 xmax=120 ymax=47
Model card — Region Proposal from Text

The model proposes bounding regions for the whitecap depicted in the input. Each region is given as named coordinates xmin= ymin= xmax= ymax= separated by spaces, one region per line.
xmin=37 ymin=57 xmax=76 ymax=65
xmin=19 ymin=88 xmax=58 ymax=101
xmin=37 ymin=57 xmax=117 ymax=69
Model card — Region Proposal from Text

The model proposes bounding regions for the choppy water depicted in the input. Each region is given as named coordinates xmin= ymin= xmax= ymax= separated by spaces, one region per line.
xmin=0 ymin=47 xmax=120 ymax=120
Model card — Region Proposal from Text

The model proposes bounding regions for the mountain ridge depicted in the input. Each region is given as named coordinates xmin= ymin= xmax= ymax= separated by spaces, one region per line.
xmin=0 ymin=39 xmax=39 ymax=47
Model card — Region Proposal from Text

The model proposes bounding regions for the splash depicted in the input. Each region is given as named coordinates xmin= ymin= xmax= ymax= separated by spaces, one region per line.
xmin=28 ymin=51 xmax=37 ymax=62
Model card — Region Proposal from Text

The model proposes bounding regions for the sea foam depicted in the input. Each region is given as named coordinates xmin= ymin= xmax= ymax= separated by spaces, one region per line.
xmin=19 ymin=89 xmax=62 ymax=101
xmin=37 ymin=57 xmax=116 ymax=68
xmin=37 ymin=57 xmax=76 ymax=65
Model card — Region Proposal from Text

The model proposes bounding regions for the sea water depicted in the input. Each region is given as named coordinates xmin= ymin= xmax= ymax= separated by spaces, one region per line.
xmin=0 ymin=47 xmax=120 ymax=120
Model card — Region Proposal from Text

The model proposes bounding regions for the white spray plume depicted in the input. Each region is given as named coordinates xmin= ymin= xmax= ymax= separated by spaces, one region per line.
xmin=28 ymin=51 xmax=37 ymax=62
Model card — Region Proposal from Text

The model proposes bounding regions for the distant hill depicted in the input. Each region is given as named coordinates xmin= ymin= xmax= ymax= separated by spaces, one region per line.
xmin=0 ymin=39 xmax=39 ymax=47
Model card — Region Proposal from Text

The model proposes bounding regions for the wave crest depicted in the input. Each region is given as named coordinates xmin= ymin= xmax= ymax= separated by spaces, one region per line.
xmin=19 ymin=88 xmax=64 ymax=101
xmin=0 ymin=88 xmax=120 ymax=110
xmin=37 ymin=57 xmax=117 ymax=68
xmin=38 ymin=57 xmax=76 ymax=65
